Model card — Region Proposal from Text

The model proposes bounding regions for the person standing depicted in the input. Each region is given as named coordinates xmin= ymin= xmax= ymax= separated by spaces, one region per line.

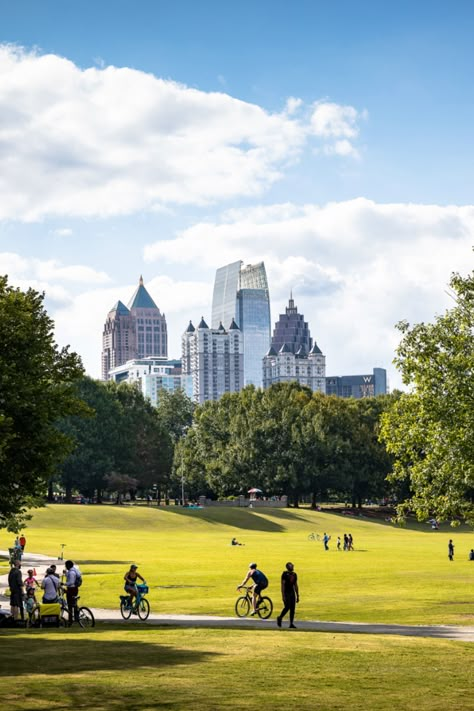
xmin=64 ymin=560 xmax=81 ymax=625
xmin=19 ymin=534 xmax=26 ymax=552
xmin=323 ymin=533 xmax=331 ymax=551
xmin=8 ymin=560 xmax=24 ymax=621
xmin=448 ymin=539 xmax=455 ymax=561
xmin=348 ymin=534 xmax=354 ymax=551
xmin=337 ymin=536 xmax=341 ymax=551
xmin=277 ymin=562 xmax=299 ymax=629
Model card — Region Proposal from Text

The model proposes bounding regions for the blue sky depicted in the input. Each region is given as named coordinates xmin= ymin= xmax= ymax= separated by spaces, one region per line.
xmin=1 ymin=1 xmax=473 ymax=386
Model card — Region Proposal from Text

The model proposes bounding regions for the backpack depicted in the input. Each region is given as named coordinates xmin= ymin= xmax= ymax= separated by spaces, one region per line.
xmin=75 ymin=569 xmax=83 ymax=588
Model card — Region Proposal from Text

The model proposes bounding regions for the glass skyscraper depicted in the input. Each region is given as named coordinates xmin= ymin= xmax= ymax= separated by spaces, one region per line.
xmin=212 ymin=261 xmax=271 ymax=388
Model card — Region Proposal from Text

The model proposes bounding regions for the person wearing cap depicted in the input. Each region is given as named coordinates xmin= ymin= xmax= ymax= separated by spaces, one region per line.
xmin=276 ymin=562 xmax=299 ymax=629
xmin=237 ymin=563 xmax=268 ymax=616
xmin=124 ymin=564 xmax=145 ymax=607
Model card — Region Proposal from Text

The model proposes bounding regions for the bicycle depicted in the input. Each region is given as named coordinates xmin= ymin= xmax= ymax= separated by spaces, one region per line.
xmin=28 ymin=590 xmax=95 ymax=629
xmin=58 ymin=585 xmax=95 ymax=628
xmin=308 ymin=532 xmax=321 ymax=541
xmin=119 ymin=583 xmax=150 ymax=620
xmin=235 ymin=585 xmax=273 ymax=619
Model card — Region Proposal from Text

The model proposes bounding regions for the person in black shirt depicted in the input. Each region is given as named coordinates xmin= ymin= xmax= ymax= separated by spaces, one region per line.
xmin=8 ymin=560 xmax=24 ymax=621
xmin=276 ymin=562 xmax=299 ymax=629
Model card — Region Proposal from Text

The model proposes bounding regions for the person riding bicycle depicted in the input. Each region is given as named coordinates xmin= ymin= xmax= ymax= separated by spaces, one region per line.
xmin=124 ymin=564 xmax=145 ymax=606
xmin=237 ymin=563 xmax=268 ymax=616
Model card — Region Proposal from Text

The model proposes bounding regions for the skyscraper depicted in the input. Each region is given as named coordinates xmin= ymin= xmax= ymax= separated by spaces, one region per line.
xmin=211 ymin=260 xmax=270 ymax=387
xmin=182 ymin=317 xmax=244 ymax=403
xmin=263 ymin=295 xmax=326 ymax=393
xmin=101 ymin=276 xmax=167 ymax=380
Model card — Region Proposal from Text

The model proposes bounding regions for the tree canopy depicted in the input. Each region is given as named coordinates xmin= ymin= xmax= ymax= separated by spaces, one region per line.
xmin=380 ymin=270 xmax=474 ymax=526
xmin=0 ymin=277 xmax=84 ymax=530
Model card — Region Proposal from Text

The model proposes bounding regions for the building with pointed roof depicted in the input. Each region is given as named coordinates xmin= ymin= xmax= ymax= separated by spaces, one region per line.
xmin=263 ymin=295 xmax=326 ymax=393
xmin=101 ymin=277 xmax=167 ymax=380
xmin=182 ymin=317 xmax=244 ymax=403
xmin=211 ymin=260 xmax=271 ymax=387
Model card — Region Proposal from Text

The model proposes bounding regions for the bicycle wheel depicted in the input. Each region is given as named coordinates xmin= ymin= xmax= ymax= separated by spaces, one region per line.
xmin=78 ymin=606 xmax=95 ymax=628
xmin=137 ymin=598 xmax=150 ymax=621
xmin=257 ymin=596 xmax=273 ymax=619
xmin=308 ymin=533 xmax=315 ymax=541
xmin=235 ymin=595 xmax=250 ymax=618
xmin=120 ymin=600 xmax=132 ymax=620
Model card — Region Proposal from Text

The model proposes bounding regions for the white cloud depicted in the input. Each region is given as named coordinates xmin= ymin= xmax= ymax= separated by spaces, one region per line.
xmin=144 ymin=199 xmax=474 ymax=388
xmin=311 ymin=102 xmax=367 ymax=158
xmin=52 ymin=228 xmax=73 ymax=237
xmin=0 ymin=253 xmax=110 ymax=286
xmin=0 ymin=45 xmax=365 ymax=221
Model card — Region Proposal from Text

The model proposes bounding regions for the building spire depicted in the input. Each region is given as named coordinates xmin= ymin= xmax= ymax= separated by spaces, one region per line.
xmin=139 ymin=274 xmax=144 ymax=286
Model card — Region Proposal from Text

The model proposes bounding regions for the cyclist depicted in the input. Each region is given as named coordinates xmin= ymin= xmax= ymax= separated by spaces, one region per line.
xmin=124 ymin=564 xmax=145 ymax=607
xmin=237 ymin=563 xmax=268 ymax=616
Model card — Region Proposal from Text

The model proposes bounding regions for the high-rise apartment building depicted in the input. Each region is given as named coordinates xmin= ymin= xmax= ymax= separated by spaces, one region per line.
xmin=101 ymin=276 xmax=167 ymax=380
xmin=182 ymin=317 xmax=244 ymax=403
xmin=263 ymin=296 xmax=326 ymax=393
xmin=108 ymin=357 xmax=193 ymax=405
xmin=211 ymin=261 xmax=270 ymax=388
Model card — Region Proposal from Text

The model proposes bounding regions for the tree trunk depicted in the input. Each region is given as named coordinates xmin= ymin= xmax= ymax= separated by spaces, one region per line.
xmin=96 ymin=488 xmax=103 ymax=504
xmin=65 ymin=484 xmax=72 ymax=504
xmin=311 ymin=491 xmax=317 ymax=509
xmin=47 ymin=480 xmax=54 ymax=502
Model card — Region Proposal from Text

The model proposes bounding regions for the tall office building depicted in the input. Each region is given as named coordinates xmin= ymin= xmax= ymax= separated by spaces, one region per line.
xmin=101 ymin=276 xmax=167 ymax=380
xmin=263 ymin=296 xmax=325 ymax=393
xmin=270 ymin=294 xmax=312 ymax=354
xmin=182 ymin=317 xmax=244 ymax=403
xmin=211 ymin=260 xmax=270 ymax=387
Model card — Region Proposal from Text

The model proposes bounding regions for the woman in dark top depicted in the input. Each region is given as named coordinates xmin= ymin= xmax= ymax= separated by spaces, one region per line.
xmin=123 ymin=564 xmax=145 ymax=605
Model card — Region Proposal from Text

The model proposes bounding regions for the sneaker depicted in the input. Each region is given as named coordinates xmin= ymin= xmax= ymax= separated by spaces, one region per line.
xmin=276 ymin=617 xmax=282 ymax=628
xmin=250 ymin=611 xmax=257 ymax=616
xmin=289 ymin=624 xmax=297 ymax=629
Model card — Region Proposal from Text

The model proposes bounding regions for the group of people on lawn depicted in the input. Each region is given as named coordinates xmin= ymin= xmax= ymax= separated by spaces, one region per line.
xmin=7 ymin=559 xmax=82 ymax=624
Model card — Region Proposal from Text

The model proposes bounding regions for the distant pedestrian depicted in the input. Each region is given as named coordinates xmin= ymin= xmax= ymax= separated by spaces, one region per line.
xmin=348 ymin=534 xmax=354 ymax=551
xmin=448 ymin=539 xmax=454 ymax=561
xmin=19 ymin=534 xmax=26 ymax=552
xmin=343 ymin=534 xmax=349 ymax=551
xmin=337 ymin=536 xmax=341 ymax=551
xmin=276 ymin=562 xmax=299 ymax=629
xmin=323 ymin=533 xmax=331 ymax=551
xmin=8 ymin=560 xmax=24 ymax=621
xmin=469 ymin=549 xmax=474 ymax=561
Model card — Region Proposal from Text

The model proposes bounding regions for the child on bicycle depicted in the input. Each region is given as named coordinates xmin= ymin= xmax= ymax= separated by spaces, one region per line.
xmin=124 ymin=564 xmax=145 ymax=606
xmin=237 ymin=563 xmax=268 ymax=616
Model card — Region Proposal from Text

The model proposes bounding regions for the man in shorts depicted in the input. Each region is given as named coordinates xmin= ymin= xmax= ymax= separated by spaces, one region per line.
xmin=237 ymin=563 xmax=268 ymax=616
xmin=8 ymin=560 xmax=24 ymax=621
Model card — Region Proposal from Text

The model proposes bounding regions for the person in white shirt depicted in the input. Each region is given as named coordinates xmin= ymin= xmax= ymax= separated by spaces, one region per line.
xmin=64 ymin=560 xmax=81 ymax=625
xmin=41 ymin=567 xmax=60 ymax=603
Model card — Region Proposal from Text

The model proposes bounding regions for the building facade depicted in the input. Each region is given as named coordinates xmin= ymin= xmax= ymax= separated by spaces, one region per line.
xmin=101 ymin=276 xmax=167 ymax=380
xmin=263 ymin=296 xmax=326 ymax=393
xmin=211 ymin=261 xmax=270 ymax=388
xmin=108 ymin=357 xmax=193 ymax=405
xmin=182 ymin=317 xmax=244 ymax=403
xmin=325 ymin=368 xmax=388 ymax=398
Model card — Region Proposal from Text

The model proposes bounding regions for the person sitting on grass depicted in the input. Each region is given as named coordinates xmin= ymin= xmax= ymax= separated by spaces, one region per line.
xmin=231 ymin=538 xmax=244 ymax=546
xmin=237 ymin=563 xmax=268 ymax=616
xmin=469 ymin=549 xmax=474 ymax=561
xmin=124 ymin=564 xmax=145 ymax=608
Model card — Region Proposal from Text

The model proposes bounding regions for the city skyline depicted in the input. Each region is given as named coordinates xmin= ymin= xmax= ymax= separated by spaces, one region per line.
xmin=1 ymin=2 xmax=474 ymax=390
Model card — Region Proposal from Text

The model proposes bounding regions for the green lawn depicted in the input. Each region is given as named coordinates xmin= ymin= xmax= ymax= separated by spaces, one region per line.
xmin=3 ymin=504 xmax=473 ymax=626
xmin=0 ymin=626 xmax=472 ymax=710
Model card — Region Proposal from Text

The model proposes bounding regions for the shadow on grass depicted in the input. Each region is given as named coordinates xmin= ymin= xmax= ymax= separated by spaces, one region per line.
xmin=76 ymin=560 xmax=131 ymax=565
xmin=0 ymin=630 xmax=217 ymax=677
xmin=161 ymin=506 xmax=286 ymax=532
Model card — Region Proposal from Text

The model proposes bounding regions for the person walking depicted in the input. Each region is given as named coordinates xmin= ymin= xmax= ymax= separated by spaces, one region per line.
xmin=8 ymin=560 xmax=24 ymax=621
xmin=323 ymin=533 xmax=331 ymax=551
xmin=337 ymin=536 xmax=341 ymax=551
xmin=276 ymin=562 xmax=299 ymax=629
xmin=343 ymin=534 xmax=349 ymax=551
xmin=19 ymin=534 xmax=26 ymax=552
xmin=348 ymin=534 xmax=354 ymax=551
xmin=448 ymin=539 xmax=455 ymax=561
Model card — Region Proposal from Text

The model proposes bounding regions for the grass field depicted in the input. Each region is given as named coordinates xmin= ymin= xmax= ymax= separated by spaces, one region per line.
xmin=0 ymin=626 xmax=473 ymax=710
xmin=2 ymin=503 xmax=473 ymax=625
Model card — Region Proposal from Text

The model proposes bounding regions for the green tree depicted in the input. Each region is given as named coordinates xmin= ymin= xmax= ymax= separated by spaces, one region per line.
xmin=380 ymin=270 xmax=474 ymax=525
xmin=0 ymin=277 xmax=84 ymax=530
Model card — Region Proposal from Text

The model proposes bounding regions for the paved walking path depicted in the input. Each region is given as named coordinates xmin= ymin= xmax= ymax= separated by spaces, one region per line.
xmin=1 ymin=550 xmax=473 ymax=642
